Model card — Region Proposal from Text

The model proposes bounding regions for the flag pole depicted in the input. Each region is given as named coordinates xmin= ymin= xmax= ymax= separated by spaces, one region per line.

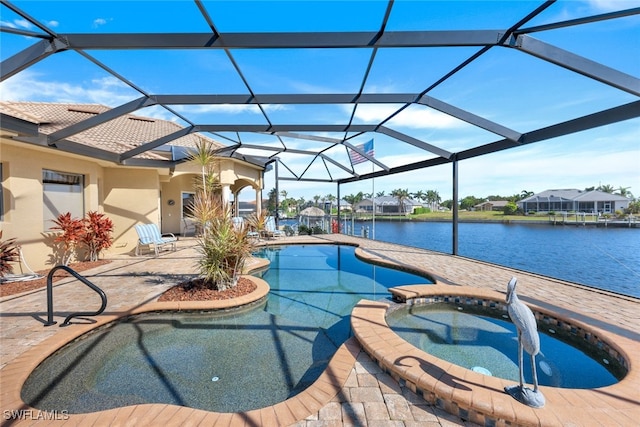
xmin=371 ymin=161 xmax=375 ymax=240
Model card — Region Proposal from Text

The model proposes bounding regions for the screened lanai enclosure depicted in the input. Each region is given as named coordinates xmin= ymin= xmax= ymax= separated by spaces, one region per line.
xmin=1 ymin=0 xmax=638 ymax=253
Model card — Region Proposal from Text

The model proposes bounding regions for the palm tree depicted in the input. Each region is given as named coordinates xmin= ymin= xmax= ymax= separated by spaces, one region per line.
xmin=426 ymin=189 xmax=441 ymax=211
xmin=598 ymin=184 xmax=615 ymax=193
xmin=313 ymin=195 xmax=321 ymax=207
xmin=391 ymin=188 xmax=410 ymax=214
xmin=325 ymin=194 xmax=336 ymax=212
xmin=287 ymin=197 xmax=297 ymax=216
xmin=615 ymin=186 xmax=633 ymax=198
xmin=343 ymin=194 xmax=358 ymax=206
xmin=267 ymin=188 xmax=278 ymax=214
xmin=412 ymin=190 xmax=426 ymax=205
xmin=520 ymin=190 xmax=534 ymax=200
xmin=434 ymin=190 xmax=441 ymax=210
xmin=376 ymin=191 xmax=386 ymax=197
xmin=279 ymin=190 xmax=288 ymax=215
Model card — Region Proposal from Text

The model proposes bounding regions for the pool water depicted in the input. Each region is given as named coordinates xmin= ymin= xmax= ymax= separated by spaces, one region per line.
xmin=22 ymin=244 xmax=431 ymax=413
xmin=386 ymin=303 xmax=620 ymax=389
xmin=257 ymin=244 xmax=432 ymax=346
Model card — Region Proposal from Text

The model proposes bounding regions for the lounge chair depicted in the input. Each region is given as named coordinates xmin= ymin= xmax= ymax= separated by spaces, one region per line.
xmin=134 ymin=223 xmax=177 ymax=256
xmin=263 ymin=216 xmax=285 ymax=239
xmin=182 ymin=218 xmax=197 ymax=237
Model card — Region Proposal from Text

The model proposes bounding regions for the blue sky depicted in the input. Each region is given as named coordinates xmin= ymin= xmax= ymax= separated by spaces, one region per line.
xmin=1 ymin=0 xmax=638 ymax=203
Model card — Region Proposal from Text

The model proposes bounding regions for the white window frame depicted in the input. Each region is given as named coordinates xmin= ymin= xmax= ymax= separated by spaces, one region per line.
xmin=42 ymin=169 xmax=85 ymax=230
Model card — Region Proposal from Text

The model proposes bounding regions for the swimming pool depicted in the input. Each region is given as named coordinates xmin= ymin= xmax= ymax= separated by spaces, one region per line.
xmin=386 ymin=302 xmax=621 ymax=389
xmin=22 ymin=244 xmax=432 ymax=413
xmin=256 ymin=244 xmax=432 ymax=345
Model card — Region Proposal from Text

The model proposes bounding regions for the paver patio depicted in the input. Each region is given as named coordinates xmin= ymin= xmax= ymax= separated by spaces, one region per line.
xmin=1 ymin=234 xmax=638 ymax=426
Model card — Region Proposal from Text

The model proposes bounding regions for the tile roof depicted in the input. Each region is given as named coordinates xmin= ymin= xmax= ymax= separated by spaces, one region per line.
xmin=520 ymin=189 xmax=629 ymax=202
xmin=0 ymin=101 xmax=223 ymax=161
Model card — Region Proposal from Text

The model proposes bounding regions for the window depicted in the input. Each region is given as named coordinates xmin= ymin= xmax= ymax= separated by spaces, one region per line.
xmin=43 ymin=170 xmax=84 ymax=230
xmin=182 ymin=192 xmax=195 ymax=219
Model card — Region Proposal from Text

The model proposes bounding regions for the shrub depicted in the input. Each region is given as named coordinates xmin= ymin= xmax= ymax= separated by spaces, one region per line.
xmin=413 ymin=207 xmax=430 ymax=215
xmin=50 ymin=212 xmax=114 ymax=264
xmin=503 ymin=202 xmax=518 ymax=215
xmin=194 ymin=201 xmax=254 ymax=291
xmin=298 ymin=224 xmax=312 ymax=235
xmin=246 ymin=210 xmax=268 ymax=237
xmin=50 ymin=212 xmax=85 ymax=265
xmin=82 ymin=211 xmax=114 ymax=261
xmin=283 ymin=225 xmax=294 ymax=236
xmin=0 ymin=231 xmax=20 ymax=278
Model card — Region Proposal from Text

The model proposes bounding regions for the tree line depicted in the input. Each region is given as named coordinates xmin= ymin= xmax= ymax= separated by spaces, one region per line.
xmin=268 ymin=184 xmax=638 ymax=216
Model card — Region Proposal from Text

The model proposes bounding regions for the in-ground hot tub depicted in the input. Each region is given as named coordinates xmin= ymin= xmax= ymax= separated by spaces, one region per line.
xmin=386 ymin=302 xmax=624 ymax=388
xmin=351 ymin=283 xmax=636 ymax=427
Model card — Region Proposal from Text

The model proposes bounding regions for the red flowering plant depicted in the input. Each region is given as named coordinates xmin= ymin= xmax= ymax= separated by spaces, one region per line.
xmin=50 ymin=212 xmax=85 ymax=265
xmin=50 ymin=211 xmax=114 ymax=265
xmin=82 ymin=211 xmax=114 ymax=262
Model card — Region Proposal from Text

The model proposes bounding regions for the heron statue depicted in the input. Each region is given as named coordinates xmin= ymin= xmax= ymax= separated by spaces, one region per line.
xmin=504 ymin=277 xmax=545 ymax=408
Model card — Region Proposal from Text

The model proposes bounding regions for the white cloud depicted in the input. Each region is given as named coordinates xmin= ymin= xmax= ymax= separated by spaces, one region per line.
xmin=93 ymin=18 xmax=108 ymax=28
xmin=0 ymin=71 xmax=135 ymax=107
xmin=0 ymin=18 xmax=33 ymax=29
xmin=350 ymin=104 xmax=464 ymax=130
xmin=587 ymin=0 xmax=640 ymax=12
xmin=47 ymin=20 xmax=59 ymax=28
xmin=174 ymin=104 xmax=288 ymax=115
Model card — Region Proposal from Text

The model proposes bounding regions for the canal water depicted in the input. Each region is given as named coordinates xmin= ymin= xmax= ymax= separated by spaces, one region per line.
xmin=331 ymin=220 xmax=640 ymax=298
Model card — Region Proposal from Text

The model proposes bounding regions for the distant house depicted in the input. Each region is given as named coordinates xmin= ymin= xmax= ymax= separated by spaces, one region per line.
xmin=518 ymin=189 xmax=630 ymax=214
xmin=355 ymin=196 xmax=421 ymax=215
xmin=338 ymin=199 xmax=352 ymax=212
xmin=474 ymin=200 xmax=509 ymax=211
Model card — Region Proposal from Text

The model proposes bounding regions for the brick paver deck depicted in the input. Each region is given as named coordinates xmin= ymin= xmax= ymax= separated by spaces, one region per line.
xmin=1 ymin=234 xmax=638 ymax=426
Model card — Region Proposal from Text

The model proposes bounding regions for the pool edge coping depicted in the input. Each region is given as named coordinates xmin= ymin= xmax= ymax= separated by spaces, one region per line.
xmin=351 ymin=283 xmax=640 ymax=427
xmin=0 ymin=274 xmax=360 ymax=426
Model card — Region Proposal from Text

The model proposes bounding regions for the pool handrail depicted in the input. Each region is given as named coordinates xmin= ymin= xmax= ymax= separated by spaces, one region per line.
xmin=44 ymin=265 xmax=108 ymax=327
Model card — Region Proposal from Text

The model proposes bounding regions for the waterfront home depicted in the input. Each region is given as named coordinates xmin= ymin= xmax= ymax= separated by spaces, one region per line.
xmin=0 ymin=101 xmax=267 ymax=271
xmin=355 ymin=196 xmax=422 ymax=215
xmin=518 ymin=189 xmax=630 ymax=214
xmin=474 ymin=200 xmax=510 ymax=211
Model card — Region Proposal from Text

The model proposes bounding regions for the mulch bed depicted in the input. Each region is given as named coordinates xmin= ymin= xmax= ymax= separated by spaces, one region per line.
xmin=158 ymin=276 xmax=257 ymax=302
xmin=0 ymin=260 xmax=112 ymax=298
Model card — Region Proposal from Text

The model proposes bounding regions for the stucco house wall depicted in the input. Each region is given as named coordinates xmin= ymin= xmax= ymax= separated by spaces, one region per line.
xmin=103 ymin=167 xmax=161 ymax=256
xmin=159 ymin=173 xmax=191 ymax=236
xmin=1 ymin=140 xmax=105 ymax=271
xmin=1 ymin=102 xmax=266 ymax=273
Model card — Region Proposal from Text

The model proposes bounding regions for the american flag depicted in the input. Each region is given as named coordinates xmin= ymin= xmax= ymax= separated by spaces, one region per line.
xmin=349 ymin=139 xmax=374 ymax=165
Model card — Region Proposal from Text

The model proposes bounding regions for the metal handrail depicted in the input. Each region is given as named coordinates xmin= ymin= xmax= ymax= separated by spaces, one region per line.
xmin=44 ymin=265 xmax=107 ymax=327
